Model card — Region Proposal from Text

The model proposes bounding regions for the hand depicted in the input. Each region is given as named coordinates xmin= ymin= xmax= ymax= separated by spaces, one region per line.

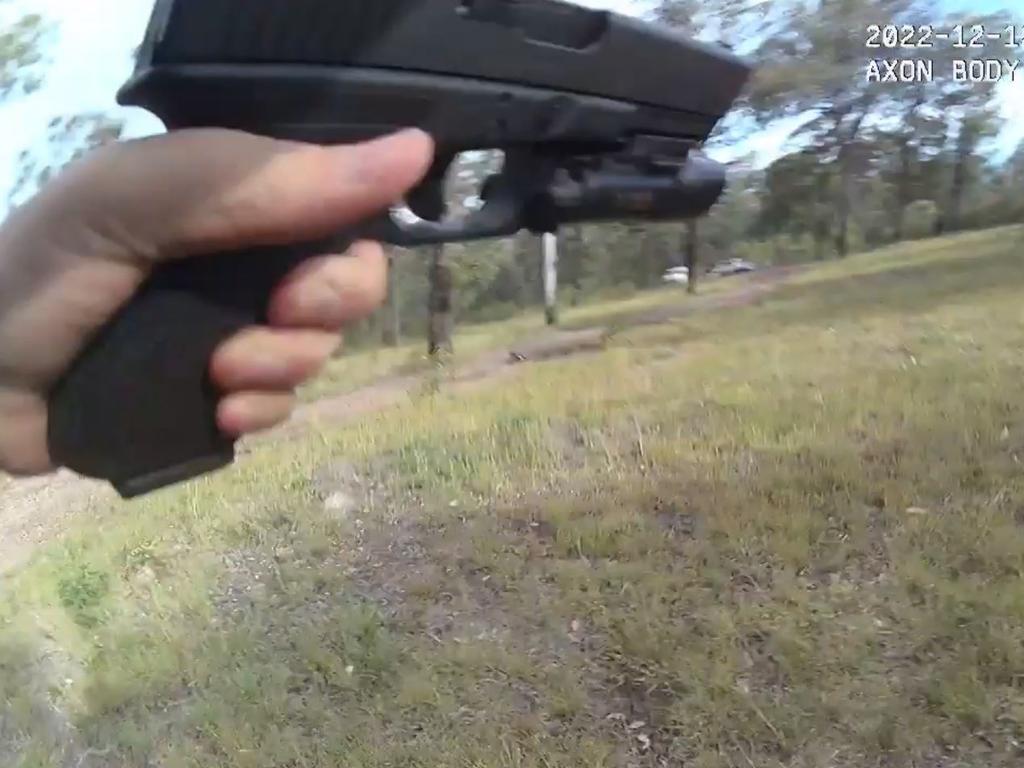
xmin=0 ymin=128 xmax=434 ymax=476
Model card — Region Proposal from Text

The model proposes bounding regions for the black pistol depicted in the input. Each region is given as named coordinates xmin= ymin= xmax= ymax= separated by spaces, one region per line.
xmin=47 ymin=0 xmax=752 ymax=499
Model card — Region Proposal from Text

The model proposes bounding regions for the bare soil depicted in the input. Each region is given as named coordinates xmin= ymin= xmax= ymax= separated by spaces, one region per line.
xmin=0 ymin=471 xmax=113 ymax=574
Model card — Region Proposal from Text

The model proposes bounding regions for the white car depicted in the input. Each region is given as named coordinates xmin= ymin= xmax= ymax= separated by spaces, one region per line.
xmin=662 ymin=266 xmax=690 ymax=285
xmin=710 ymin=258 xmax=757 ymax=277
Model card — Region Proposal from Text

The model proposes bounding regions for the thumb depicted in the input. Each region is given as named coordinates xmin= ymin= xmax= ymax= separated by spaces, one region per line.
xmin=48 ymin=128 xmax=435 ymax=262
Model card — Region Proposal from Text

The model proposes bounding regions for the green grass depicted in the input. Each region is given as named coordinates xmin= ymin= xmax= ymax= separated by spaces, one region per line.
xmin=3 ymin=225 xmax=1024 ymax=766
xmin=302 ymin=282 xmax=731 ymax=401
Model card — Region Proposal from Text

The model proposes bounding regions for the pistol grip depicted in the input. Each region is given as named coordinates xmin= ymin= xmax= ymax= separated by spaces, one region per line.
xmin=47 ymin=240 xmax=339 ymax=499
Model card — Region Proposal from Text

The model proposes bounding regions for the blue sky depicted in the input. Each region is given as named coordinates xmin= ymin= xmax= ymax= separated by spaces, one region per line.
xmin=0 ymin=0 xmax=1020 ymax=214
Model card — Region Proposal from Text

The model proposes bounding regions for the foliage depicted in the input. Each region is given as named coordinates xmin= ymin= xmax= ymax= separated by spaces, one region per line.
xmin=0 ymin=10 xmax=45 ymax=100
xmin=903 ymin=199 xmax=939 ymax=240
xmin=719 ymin=0 xmax=1015 ymax=255
xmin=8 ymin=111 xmax=125 ymax=207
xmin=56 ymin=561 xmax=110 ymax=628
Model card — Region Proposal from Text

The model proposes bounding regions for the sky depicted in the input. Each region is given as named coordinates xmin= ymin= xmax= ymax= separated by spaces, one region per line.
xmin=0 ymin=0 xmax=1020 ymax=214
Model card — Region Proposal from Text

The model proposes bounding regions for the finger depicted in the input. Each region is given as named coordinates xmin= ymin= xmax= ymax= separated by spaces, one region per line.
xmin=0 ymin=389 xmax=52 ymax=476
xmin=210 ymin=327 xmax=341 ymax=392
xmin=267 ymin=241 xmax=388 ymax=330
xmin=50 ymin=128 xmax=434 ymax=261
xmin=217 ymin=391 xmax=297 ymax=437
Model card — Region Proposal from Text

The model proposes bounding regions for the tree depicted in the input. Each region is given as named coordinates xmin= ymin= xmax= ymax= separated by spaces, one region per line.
xmin=427 ymin=245 xmax=454 ymax=357
xmin=747 ymin=0 xmax=931 ymax=256
xmin=722 ymin=0 xmax=1014 ymax=256
xmin=1008 ymin=143 xmax=1024 ymax=189
xmin=559 ymin=225 xmax=586 ymax=306
xmin=419 ymin=151 xmax=505 ymax=357
xmin=0 ymin=11 xmax=45 ymax=100
xmin=755 ymin=150 xmax=833 ymax=259
xmin=941 ymin=105 xmax=1000 ymax=233
xmin=657 ymin=0 xmax=769 ymax=282
xmin=656 ymin=0 xmax=770 ymax=49
xmin=890 ymin=86 xmax=949 ymax=241
xmin=3 ymin=6 xmax=134 ymax=207
xmin=867 ymin=82 xmax=947 ymax=243
xmin=541 ymin=233 xmax=559 ymax=326
xmin=873 ymin=9 xmax=1005 ymax=237
xmin=9 ymin=112 xmax=126 ymax=207
xmin=684 ymin=220 xmax=700 ymax=294
xmin=382 ymin=249 xmax=402 ymax=347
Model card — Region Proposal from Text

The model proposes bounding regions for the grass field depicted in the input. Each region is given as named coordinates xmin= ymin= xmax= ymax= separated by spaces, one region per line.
xmin=301 ymin=280 xmax=740 ymax=403
xmin=2 ymin=225 xmax=1024 ymax=767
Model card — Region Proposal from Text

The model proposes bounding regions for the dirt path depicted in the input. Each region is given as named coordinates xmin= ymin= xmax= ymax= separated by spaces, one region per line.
xmin=289 ymin=267 xmax=796 ymax=432
xmin=0 ymin=272 xmax=793 ymax=574
xmin=0 ymin=472 xmax=114 ymax=574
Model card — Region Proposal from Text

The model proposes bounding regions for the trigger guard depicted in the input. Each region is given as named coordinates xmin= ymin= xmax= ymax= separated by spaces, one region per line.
xmin=406 ymin=180 xmax=446 ymax=222
xmin=406 ymin=151 xmax=455 ymax=222
xmin=361 ymin=149 xmax=557 ymax=246
xmin=375 ymin=193 xmax=523 ymax=245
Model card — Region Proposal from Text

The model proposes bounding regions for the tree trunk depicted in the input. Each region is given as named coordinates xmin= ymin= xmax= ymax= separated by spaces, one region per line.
xmin=813 ymin=172 xmax=830 ymax=260
xmin=542 ymin=233 xmax=559 ymax=326
xmin=835 ymin=154 xmax=852 ymax=258
xmin=511 ymin=231 xmax=536 ymax=308
xmin=894 ymin=137 xmax=913 ymax=242
xmin=382 ymin=250 xmax=401 ymax=347
xmin=563 ymin=225 xmax=585 ymax=305
xmin=427 ymin=244 xmax=453 ymax=357
xmin=833 ymin=108 xmax=870 ymax=258
xmin=894 ymin=92 xmax=925 ymax=243
xmin=948 ymin=127 xmax=972 ymax=232
xmin=684 ymin=220 xmax=699 ymax=295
